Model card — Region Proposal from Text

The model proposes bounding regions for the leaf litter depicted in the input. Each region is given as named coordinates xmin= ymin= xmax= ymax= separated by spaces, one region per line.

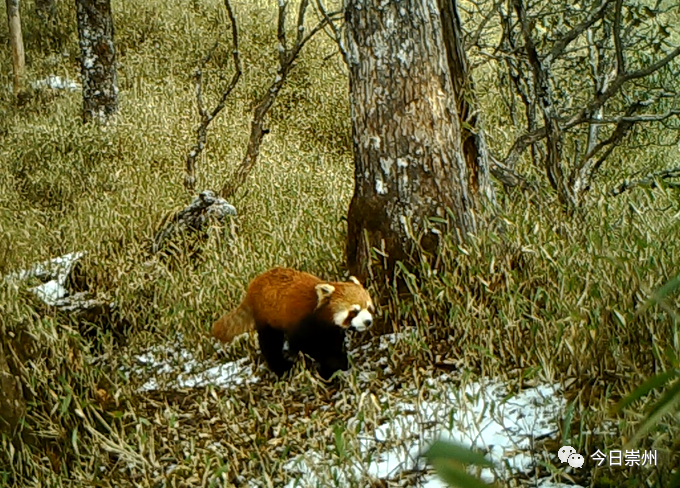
xmin=123 ymin=332 xmax=583 ymax=487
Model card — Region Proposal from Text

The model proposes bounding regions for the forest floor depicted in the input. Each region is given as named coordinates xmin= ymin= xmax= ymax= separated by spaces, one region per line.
xmin=1 ymin=0 xmax=678 ymax=486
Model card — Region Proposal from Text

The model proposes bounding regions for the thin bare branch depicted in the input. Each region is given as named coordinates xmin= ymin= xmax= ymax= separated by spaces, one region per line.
xmin=583 ymin=109 xmax=680 ymax=125
xmin=613 ymin=0 xmax=625 ymax=76
xmin=492 ymin=0 xmax=680 ymax=207
xmin=513 ymin=0 xmax=574 ymax=207
xmin=220 ymin=1 xmax=334 ymax=199
xmin=489 ymin=155 xmax=538 ymax=193
xmin=504 ymin=74 xmax=680 ymax=172
xmin=578 ymin=44 xmax=680 ymax=123
xmin=184 ymin=0 xmax=242 ymax=193
xmin=611 ymin=167 xmax=680 ymax=196
xmin=316 ymin=0 xmax=348 ymax=65
xmin=291 ymin=9 xmax=341 ymax=61
xmin=211 ymin=0 xmax=242 ymax=120
xmin=573 ymin=102 xmax=642 ymax=195
xmin=295 ymin=0 xmax=310 ymax=48
xmin=503 ymin=126 xmax=547 ymax=169
xmin=278 ymin=1 xmax=288 ymax=66
xmin=544 ymin=0 xmax=613 ymax=65
xmin=467 ymin=0 xmax=503 ymax=53
xmin=195 ymin=42 xmax=219 ymax=121
xmin=585 ymin=28 xmax=602 ymax=156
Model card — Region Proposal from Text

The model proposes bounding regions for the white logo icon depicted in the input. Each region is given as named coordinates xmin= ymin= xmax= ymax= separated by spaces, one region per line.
xmin=568 ymin=453 xmax=584 ymax=468
xmin=558 ymin=446 xmax=584 ymax=469
xmin=558 ymin=445 xmax=576 ymax=463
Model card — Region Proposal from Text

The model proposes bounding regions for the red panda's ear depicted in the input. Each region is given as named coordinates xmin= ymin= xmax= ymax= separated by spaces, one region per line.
xmin=315 ymin=283 xmax=335 ymax=301
xmin=349 ymin=276 xmax=361 ymax=286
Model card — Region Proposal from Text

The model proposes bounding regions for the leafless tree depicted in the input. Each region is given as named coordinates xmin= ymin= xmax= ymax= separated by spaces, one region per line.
xmin=219 ymin=0 xmax=341 ymax=199
xmin=6 ymin=0 xmax=26 ymax=97
xmin=75 ymin=0 xmax=119 ymax=123
xmin=344 ymin=0 xmax=482 ymax=282
xmin=464 ymin=0 xmax=680 ymax=210
xmin=438 ymin=0 xmax=497 ymax=208
xmin=162 ymin=1 xmax=338 ymax=261
xmin=184 ymin=0 xmax=241 ymax=194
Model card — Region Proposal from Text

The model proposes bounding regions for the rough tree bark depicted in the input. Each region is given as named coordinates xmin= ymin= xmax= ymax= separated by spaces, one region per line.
xmin=345 ymin=0 xmax=479 ymax=282
xmin=438 ymin=0 xmax=495 ymax=208
xmin=6 ymin=0 xmax=26 ymax=97
xmin=75 ymin=0 xmax=118 ymax=123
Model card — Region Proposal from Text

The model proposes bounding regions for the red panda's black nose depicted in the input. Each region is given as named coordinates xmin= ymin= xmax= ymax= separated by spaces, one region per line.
xmin=364 ymin=318 xmax=373 ymax=327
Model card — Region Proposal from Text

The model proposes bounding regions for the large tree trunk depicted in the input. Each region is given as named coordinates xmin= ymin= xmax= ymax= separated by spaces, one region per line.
xmin=344 ymin=0 xmax=478 ymax=282
xmin=75 ymin=0 xmax=118 ymax=123
xmin=6 ymin=0 xmax=26 ymax=97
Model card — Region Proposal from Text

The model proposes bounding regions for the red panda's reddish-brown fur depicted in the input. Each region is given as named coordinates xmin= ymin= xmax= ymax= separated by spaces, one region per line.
xmin=211 ymin=267 xmax=375 ymax=379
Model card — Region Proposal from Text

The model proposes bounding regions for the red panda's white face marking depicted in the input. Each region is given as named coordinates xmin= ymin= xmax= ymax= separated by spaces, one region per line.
xmin=351 ymin=305 xmax=374 ymax=331
xmin=333 ymin=306 xmax=374 ymax=330
xmin=315 ymin=277 xmax=375 ymax=331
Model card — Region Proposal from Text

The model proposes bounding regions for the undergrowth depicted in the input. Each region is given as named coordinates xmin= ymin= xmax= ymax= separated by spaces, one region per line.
xmin=1 ymin=0 xmax=679 ymax=486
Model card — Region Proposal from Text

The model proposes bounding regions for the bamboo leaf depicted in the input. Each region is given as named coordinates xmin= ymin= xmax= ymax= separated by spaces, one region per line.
xmin=431 ymin=459 xmax=495 ymax=488
xmin=626 ymin=378 xmax=680 ymax=448
xmin=425 ymin=440 xmax=494 ymax=468
xmin=612 ymin=369 xmax=678 ymax=414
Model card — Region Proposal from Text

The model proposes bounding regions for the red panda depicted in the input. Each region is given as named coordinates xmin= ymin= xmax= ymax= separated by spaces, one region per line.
xmin=212 ymin=267 xmax=375 ymax=379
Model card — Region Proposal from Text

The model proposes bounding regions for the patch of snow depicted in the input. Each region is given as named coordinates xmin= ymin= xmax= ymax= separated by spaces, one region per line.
xmin=284 ymin=374 xmax=582 ymax=488
xmin=126 ymin=339 xmax=259 ymax=393
xmin=177 ymin=357 xmax=257 ymax=389
xmin=536 ymin=482 xmax=584 ymax=488
xmin=4 ymin=251 xmax=86 ymax=284
xmin=31 ymin=75 xmax=80 ymax=91
xmin=4 ymin=251 xmax=87 ymax=305
xmin=30 ymin=279 xmax=69 ymax=306
xmin=124 ymin=331 xmax=579 ymax=487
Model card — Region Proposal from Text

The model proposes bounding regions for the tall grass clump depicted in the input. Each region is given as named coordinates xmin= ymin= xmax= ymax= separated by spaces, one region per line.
xmin=380 ymin=189 xmax=680 ymax=484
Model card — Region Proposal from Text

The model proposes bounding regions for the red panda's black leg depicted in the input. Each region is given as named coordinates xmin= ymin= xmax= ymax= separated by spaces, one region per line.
xmin=317 ymin=352 xmax=349 ymax=380
xmin=292 ymin=323 xmax=349 ymax=380
xmin=256 ymin=323 xmax=293 ymax=377
xmin=314 ymin=339 xmax=349 ymax=380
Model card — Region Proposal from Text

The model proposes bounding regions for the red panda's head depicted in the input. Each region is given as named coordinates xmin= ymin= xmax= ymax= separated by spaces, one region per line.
xmin=314 ymin=276 xmax=375 ymax=331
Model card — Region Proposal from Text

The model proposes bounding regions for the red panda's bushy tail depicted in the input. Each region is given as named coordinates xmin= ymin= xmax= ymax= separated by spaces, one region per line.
xmin=212 ymin=301 xmax=255 ymax=343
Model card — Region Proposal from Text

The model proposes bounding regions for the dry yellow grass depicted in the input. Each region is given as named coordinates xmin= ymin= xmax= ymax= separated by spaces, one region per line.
xmin=1 ymin=0 xmax=679 ymax=486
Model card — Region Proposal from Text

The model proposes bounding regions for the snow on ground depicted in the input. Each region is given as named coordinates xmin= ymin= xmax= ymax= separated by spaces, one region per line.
xmin=126 ymin=337 xmax=259 ymax=392
xmin=4 ymin=251 xmax=86 ymax=284
xmin=127 ymin=333 xmax=582 ymax=487
xmin=6 ymin=254 xmax=581 ymax=487
xmin=31 ymin=75 xmax=80 ymax=91
xmin=283 ymin=366 xmax=580 ymax=488
xmin=4 ymin=251 xmax=87 ymax=306
xmin=6 ymin=75 xmax=80 ymax=93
